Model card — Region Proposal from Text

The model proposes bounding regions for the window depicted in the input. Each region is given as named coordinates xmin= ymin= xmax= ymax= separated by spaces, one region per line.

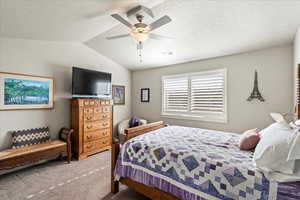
xmin=161 ymin=69 xmax=227 ymax=123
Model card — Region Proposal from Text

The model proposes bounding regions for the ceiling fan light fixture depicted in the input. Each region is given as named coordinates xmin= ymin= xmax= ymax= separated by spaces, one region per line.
xmin=131 ymin=32 xmax=149 ymax=42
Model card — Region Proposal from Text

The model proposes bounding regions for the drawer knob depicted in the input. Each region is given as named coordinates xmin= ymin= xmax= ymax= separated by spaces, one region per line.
xmin=87 ymin=135 xmax=92 ymax=139
xmin=102 ymin=115 xmax=107 ymax=118
xmin=87 ymin=125 xmax=93 ymax=129
xmin=86 ymin=145 xmax=92 ymax=149
xmin=102 ymin=123 xmax=108 ymax=126
xmin=86 ymin=116 xmax=92 ymax=120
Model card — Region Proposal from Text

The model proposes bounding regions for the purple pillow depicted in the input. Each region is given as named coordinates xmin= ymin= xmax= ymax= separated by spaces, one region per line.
xmin=129 ymin=117 xmax=140 ymax=128
xmin=239 ymin=128 xmax=260 ymax=150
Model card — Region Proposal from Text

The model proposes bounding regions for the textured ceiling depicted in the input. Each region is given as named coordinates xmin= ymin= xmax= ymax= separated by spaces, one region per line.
xmin=1 ymin=0 xmax=300 ymax=70
xmin=0 ymin=0 xmax=165 ymax=42
xmin=86 ymin=0 xmax=300 ymax=70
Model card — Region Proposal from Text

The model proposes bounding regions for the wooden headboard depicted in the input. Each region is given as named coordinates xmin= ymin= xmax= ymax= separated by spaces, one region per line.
xmin=123 ymin=121 xmax=165 ymax=143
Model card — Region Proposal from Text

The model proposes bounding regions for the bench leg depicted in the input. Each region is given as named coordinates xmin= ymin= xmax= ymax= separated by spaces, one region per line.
xmin=67 ymin=146 xmax=71 ymax=164
xmin=59 ymin=153 xmax=63 ymax=161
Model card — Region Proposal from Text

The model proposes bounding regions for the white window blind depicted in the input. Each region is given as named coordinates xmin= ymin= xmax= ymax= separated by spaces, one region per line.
xmin=190 ymin=71 xmax=225 ymax=113
xmin=163 ymin=76 xmax=189 ymax=112
xmin=162 ymin=69 xmax=227 ymax=123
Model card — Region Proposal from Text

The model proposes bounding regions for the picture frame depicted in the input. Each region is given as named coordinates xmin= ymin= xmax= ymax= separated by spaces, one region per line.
xmin=0 ymin=72 xmax=54 ymax=110
xmin=112 ymin=85 xmax=125 ymax=105
xmin=141 ymin=88 xmax=150 ymax=102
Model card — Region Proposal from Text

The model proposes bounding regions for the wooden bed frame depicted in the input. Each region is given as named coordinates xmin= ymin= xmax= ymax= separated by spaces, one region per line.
xmin=111 ymin=64 xmax=300 ymax=200
xmin=110 ymin=121 xmax=179 ymax=199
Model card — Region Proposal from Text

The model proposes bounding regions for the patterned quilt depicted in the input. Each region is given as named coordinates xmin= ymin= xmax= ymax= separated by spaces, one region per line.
xmin=116 ymin=126 xmax=279 ymax=200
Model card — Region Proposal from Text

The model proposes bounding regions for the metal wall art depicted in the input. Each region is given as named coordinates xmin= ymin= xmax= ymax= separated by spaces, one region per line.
xmin=247 ymin=70 xmax=265 ymax=102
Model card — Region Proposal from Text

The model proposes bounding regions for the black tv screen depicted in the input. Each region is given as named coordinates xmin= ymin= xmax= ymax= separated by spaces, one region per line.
xmin=72 ymin=67 xmax=112 ymax=98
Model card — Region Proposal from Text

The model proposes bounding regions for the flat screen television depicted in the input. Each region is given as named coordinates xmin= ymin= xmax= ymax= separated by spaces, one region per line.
xmin=72 ymin=67 xmax=112 ymax=98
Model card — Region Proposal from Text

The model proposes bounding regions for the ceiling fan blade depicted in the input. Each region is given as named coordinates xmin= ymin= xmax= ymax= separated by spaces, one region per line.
xmin=149 ymin=33 xmax=173 ymax=40
xmin=111 ymin=14 xmax=132 ymax=29
xmin=149 ymin=15 xmax=172 ymax=31
xmin=106 ymin=34 xmax=131 ymax=40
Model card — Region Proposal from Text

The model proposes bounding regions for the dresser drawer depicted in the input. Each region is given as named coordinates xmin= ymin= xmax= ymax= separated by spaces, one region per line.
xmin=99 ymin=128 xmax=110 ymax=138
xmin=93 ymin=107 xmax=102 ymax=114
xmin=84 ymin=121 xmax=102 ymax=132
xmin=83 ymin=99 xmax=99 ymax=107
xmin=99 ymin=120 xmax=110 ymax=129
xmin=84 ymin=100 xmax=89 ymax=106
xmin=84 ymin=114 xmax=97 ymax=122
xmin=83 ymin=108 xmax=94 ymax=114
xmin=102 ymin=106 xmax=111 ymax=113
xmin=84 ymin=120 xmax=110 ymax=132
xmin=98 ymin=112 xmax=111 ymax=120
xmin=84 ymin=113 xmax=111 ymax=122
xmin=84 ymin=129 xmax=110 ymax=142
xmin=83 ymin=137 xmax=111 ymax=152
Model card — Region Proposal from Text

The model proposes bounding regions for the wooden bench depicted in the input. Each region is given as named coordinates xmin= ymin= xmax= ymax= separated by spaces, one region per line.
xmin=0 ymin=128 xmax=73 ymax=170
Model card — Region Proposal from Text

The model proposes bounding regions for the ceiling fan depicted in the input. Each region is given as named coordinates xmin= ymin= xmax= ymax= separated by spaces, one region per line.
xmin=106 ymin=6 xmax=172 ymax=51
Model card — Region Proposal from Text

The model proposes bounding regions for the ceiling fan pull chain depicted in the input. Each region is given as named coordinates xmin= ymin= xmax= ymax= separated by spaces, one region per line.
xmin=137 ymin=42 xmax=143 ymax=62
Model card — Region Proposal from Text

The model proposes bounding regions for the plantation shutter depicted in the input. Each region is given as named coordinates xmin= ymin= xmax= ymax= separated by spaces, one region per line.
xmin=162 ymin=76 xmax=189 ymax=112
xmin=190 ymin=70 xmax=225 ymax=113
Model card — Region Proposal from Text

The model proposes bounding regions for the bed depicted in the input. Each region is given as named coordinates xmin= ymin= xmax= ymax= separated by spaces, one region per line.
xmin=111 ymin=121 xmax=300 ymax=200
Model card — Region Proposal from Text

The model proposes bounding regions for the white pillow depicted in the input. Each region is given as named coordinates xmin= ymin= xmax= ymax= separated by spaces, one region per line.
xmin=254 ymin=123 xmax=296 ymax=174
xmin=270 ymin=112 xmax=290 ymax=126
xmin=288 ymin=132 xmax=300 ymax=160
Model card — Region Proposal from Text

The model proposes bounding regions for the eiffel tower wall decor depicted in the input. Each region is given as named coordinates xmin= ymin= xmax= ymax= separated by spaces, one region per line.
xmin=247 ymin=70 xmax=265 ymax=102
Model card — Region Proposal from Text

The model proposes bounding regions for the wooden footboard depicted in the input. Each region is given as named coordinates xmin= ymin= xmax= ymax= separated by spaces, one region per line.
xmin=111 ymin=121 xmax=166 ymax=195
xmin=120 ymin=177 xmax=178 ymax=200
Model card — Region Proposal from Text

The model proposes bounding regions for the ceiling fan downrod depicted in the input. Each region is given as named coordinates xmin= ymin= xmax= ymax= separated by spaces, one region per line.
xmin=136 ymin=14 xmax=144 ymax=23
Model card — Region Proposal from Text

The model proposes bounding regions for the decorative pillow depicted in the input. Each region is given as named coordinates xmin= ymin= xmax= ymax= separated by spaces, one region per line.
xmin=239 ymin=129 xmax=260 ymax=150
xmin=270 ymin=113 xmax=287 ymax=124
xmin=128 ymin=117 xmax=140 ymax=128
xmin=11 ymin=127 xmax=50 ymax=149
xmin=254 ymin=123 xmax=296 ymax=174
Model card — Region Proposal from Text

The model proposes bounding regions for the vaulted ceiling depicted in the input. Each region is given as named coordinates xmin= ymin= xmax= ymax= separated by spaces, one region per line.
xmin=1 ymin=0 xmax=300 ymax=70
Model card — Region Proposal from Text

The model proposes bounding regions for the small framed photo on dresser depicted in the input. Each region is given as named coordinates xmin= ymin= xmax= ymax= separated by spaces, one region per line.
xmin=141 ymin=88 xmax=150 ymax=103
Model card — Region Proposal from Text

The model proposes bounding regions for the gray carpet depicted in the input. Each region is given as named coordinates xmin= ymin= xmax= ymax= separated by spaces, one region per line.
xmin=0 ymin=150 xmax=149 ymax=200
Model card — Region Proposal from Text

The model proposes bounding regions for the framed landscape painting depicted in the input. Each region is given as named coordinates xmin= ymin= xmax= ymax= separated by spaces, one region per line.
xmin=112 ymin=85 xmax=125 ymax=105
xmin=0 ymin=72 xmax=54 ymax=110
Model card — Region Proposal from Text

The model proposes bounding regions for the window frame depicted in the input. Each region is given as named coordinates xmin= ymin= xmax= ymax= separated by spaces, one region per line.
xmin=161 ymin=68 xmax=227 ymax=123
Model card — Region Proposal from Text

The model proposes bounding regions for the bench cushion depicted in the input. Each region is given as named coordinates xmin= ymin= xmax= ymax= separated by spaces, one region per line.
xmin=11 ymin=127 xmax=50 ymax=149
xmin=0 ymin=140 xmax=66 ymax=161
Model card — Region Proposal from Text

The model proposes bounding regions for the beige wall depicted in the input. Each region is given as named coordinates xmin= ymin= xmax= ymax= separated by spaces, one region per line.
xmin=132 ymin=45 xmax=293 ymax=133
xmin=0 ymin=38 xmax=131 ymax=150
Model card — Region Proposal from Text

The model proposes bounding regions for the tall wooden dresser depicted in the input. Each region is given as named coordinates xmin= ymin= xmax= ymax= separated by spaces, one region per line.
xmin=71 ymin=98 xmax=113 ymax=160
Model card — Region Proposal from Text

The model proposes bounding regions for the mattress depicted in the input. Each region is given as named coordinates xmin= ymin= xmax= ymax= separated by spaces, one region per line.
xmin=115 ymin=125 xmax=300 ymax=200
